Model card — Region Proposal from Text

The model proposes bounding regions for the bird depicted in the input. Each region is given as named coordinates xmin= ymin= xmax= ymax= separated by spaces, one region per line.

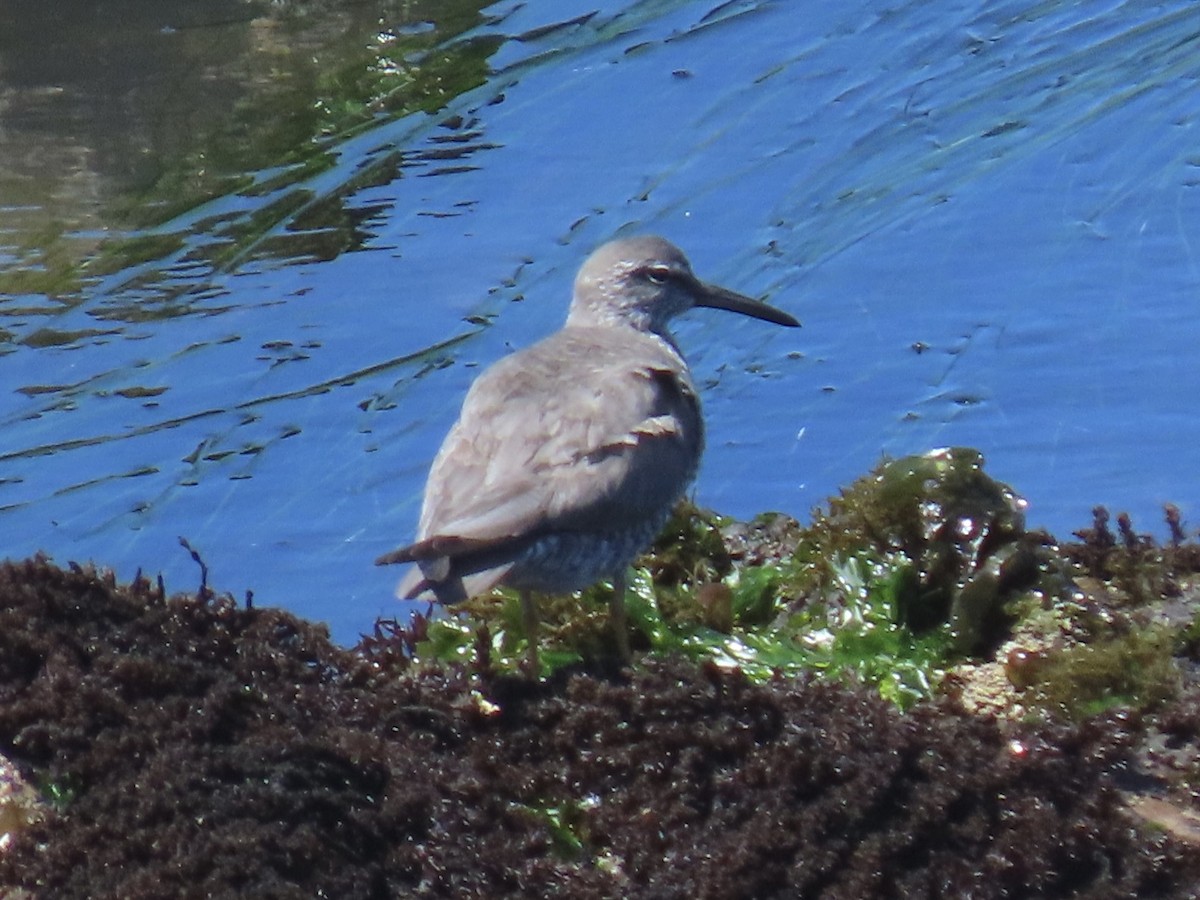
xmin=376 ymin=235 xmax=799 ymax=672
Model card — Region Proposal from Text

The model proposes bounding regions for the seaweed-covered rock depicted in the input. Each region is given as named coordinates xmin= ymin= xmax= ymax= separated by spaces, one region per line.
xmin=1 ymin=556 xmax=1197 ymax=897
xmin=793 ymin=448 xmax=1053 ymax=654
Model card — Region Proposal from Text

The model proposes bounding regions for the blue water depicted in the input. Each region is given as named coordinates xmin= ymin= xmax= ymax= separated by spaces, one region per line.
xmin=2 ymin=0 xmax=1198 ymax=645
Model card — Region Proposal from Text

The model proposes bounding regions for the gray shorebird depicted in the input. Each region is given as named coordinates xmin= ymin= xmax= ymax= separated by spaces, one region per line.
xmin=376 ymin=236 xmax=798 ymax=671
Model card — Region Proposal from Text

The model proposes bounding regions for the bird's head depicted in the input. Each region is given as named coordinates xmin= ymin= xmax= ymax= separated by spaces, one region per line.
xmin=566 ymin=236 xmax=799 ymax=336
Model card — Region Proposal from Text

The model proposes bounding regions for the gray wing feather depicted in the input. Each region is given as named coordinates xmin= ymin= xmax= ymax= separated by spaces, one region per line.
xmin=419 ymin=327 xmax=702 ymax=543
xmin=385 ymin=327 xmax=703 ymax=602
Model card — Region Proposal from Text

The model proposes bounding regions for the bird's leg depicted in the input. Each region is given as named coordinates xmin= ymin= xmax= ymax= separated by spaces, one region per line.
xmin=520 ymin=590 xmax=540 ymax=676
xmin=610 ymin=570 xmax=631 ymax=664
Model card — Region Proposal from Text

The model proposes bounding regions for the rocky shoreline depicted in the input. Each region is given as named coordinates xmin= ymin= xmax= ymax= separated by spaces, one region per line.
xmin=2 ymin=452 xmax=1200 ymax=897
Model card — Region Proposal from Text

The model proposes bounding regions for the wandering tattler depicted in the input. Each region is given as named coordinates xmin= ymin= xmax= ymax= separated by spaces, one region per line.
xmin=376 ymin=236 xmax=799 ymax=671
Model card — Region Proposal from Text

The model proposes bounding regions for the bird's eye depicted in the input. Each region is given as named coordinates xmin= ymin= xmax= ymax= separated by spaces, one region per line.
xmin=643 ymin=266 xmax=671 ymax=285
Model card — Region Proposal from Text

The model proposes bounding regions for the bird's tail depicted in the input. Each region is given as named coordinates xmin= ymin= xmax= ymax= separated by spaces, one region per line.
xmin=377 ymin=533 xmax=524 ymax=605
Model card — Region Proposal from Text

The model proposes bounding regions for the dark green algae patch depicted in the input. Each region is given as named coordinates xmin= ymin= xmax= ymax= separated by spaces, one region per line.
xmin=3 ymin=451 xmax=1200 ymax=896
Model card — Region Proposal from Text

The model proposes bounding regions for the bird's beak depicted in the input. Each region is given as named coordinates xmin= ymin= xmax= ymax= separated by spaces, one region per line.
xmin=694 ymin=281 xmax=800 ymax=328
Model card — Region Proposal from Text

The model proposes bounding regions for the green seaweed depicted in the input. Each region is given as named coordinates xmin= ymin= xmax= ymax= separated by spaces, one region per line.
xmin=515 ymin=797 xmax=598 ymax=860
xmin=398 ymin=451 xmax=1200 ymax=720
xmin=404 ymin=451 xmax=1041 ymax=707
xmin=1024 ymin=627 xmax=1180 ymax=719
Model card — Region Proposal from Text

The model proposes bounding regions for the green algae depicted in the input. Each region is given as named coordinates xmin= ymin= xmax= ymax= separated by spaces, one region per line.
xmin=397 ymin=449 xmax=1200 ymax=723
xmin=404 ymin=451 xmax=1030 ymax=705
xmin=1024 ymin=627 xmax=1180 ymax=719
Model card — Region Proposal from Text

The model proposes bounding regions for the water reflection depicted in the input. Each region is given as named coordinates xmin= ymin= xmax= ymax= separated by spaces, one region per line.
xmin=0 ymin=0 xmax=494 ymax=306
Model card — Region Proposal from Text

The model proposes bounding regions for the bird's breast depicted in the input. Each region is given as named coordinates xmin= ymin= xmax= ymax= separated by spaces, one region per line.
xmin=506 ymin=512 xmax=671 ymax=594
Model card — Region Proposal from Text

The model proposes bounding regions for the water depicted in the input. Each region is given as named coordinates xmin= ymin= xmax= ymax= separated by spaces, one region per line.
xmin=2 ymin=0 xmax=1198 ymax=645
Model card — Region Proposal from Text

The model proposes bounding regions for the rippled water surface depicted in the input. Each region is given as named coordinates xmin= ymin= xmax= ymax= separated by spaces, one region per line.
xmin=2 ymin=0 xmax=1198 ymax=644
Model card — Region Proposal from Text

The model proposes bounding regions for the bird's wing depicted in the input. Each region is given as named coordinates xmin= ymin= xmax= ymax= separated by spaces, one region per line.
xmin=417 ymin=328 xmax=703 ymax=546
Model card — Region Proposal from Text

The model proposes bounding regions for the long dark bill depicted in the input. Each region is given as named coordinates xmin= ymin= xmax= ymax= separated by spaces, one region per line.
xmin=695 ymin=282 xmax=800 ymax=328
